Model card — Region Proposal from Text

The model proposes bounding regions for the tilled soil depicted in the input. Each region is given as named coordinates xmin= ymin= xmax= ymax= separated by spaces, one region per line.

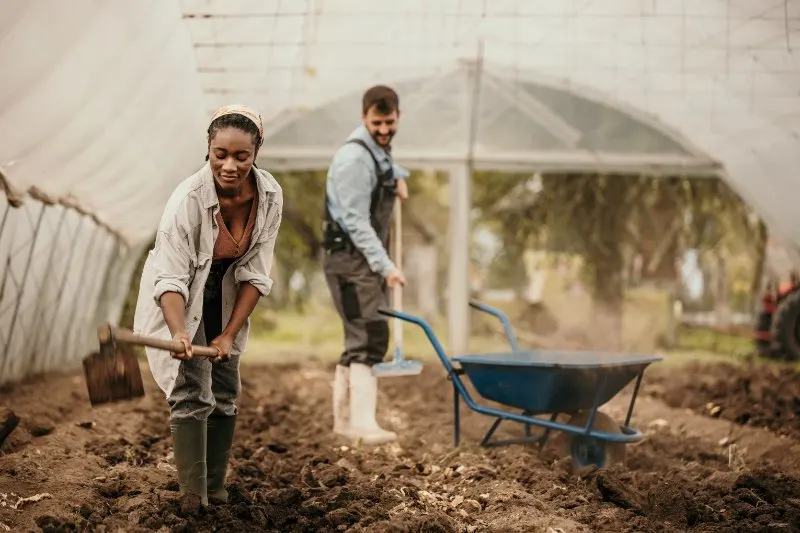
xmin=1 ymin=356 xmax=800 ymax=532
xmin=647 ymin=360 xmax=800 ymax=439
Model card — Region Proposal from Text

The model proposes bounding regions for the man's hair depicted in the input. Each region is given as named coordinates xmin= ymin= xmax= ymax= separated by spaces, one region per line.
xmin=362 ymin=85 xmax=399 ymax=115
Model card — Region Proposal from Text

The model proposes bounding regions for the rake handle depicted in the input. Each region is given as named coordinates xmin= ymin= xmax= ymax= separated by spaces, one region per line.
xmin=101 ymin=325 xmax=220 ymax=358
xmin=393 ymin=196 xmax=403 ymax=350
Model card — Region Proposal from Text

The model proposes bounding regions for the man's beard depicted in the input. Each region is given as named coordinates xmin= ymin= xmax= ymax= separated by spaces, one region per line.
xmin=371 ymin=131 xmax=394 ymax=148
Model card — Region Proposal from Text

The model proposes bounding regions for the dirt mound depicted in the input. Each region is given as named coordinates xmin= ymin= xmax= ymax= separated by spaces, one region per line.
xmin=2 ymin=359 xmax=800 ymax=531
xmin=648 ymin=361 xmax=800 ymax=438
xmin=588 ymin=466 xmax=800 ymax=532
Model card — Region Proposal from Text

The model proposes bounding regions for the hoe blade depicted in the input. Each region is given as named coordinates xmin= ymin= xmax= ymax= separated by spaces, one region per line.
xmin=82 ymin=349 xmax=144 ymax=407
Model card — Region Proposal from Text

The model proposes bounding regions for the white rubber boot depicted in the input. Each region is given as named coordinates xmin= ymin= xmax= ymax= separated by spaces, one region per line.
xmin=332 ymin=364 xmax=350 ymax=436
xmin=347 ymin=363 xmax=397 ymax=445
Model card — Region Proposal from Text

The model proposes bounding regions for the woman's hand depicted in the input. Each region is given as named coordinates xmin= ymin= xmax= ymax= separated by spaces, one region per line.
xmin=209 ymin=333 xmax=234 ymax=363
xmin=171 ymin=331 xmax=193 ymax=360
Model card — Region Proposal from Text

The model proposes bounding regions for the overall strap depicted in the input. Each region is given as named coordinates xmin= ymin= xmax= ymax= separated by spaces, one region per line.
xmin=344 ymin=138 xmax=386 ymax=219
xmin=323 ymin=138 xmax=392 ymax=227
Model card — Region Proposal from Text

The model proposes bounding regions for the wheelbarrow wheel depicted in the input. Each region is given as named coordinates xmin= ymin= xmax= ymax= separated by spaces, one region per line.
xmin=564 ymin=410 xmax=626 ymax=472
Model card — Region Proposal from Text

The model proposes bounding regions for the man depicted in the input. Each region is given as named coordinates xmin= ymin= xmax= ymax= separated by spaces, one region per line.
xmin=322 ymin=85 xmax=408 ymax=445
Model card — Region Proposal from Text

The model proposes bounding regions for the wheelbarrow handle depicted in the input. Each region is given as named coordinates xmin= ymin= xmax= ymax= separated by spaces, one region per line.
xmin=468 ymin=300 xmax=520 ymax=351
xmin=378 ymin=306 xmax=462 ymax=367
xmin=377 ymin=307 xmax=423 ymax=327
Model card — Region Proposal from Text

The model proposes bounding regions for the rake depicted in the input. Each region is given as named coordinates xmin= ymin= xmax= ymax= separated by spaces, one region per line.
xmin=372 ymin=196 xmax=423 ymax=378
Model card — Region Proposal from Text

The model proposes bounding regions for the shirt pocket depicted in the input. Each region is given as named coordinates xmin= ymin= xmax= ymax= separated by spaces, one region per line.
xmin=254 ymin=196 xmax=279 ymax=245
xmin=188 ymin=251 xmax=212 ymax=297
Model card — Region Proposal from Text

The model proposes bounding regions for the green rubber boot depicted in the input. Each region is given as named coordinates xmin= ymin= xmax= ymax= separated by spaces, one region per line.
xmin=206 ymin=414 xmax=237 ymax=504
xmin=170 ymin=418 xmax=208 ymax=508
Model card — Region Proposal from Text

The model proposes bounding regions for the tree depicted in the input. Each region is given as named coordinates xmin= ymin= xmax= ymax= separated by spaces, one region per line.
xmin=268 ymin=170 xmax=328 ymax=309
xmin=473 ymin=170 xmax=763 ymax=347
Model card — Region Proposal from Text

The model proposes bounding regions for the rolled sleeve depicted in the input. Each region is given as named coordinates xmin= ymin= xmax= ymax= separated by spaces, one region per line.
xmin=152 ymin=230 xmax=192 ymax=305
xmin=235 ymin=209 xmax=282 ymax=297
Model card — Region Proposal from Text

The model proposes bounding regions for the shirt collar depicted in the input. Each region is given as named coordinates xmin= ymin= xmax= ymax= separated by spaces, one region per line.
xmin=200 ymin=161 xmax=274 ymax=209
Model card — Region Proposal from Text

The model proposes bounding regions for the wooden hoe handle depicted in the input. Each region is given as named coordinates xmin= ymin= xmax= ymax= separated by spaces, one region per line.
xmin=98 ymin=324 xmax=220 ymax=358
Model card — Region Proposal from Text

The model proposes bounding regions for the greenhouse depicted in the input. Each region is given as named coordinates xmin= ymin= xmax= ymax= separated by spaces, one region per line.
xmin=1 ymin=0 xmax=798 ymax=380
xmin=3 ymin=2 xmax=800 ymax=531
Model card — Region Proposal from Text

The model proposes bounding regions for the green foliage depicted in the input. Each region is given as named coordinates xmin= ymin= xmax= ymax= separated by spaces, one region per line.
xmin=272 ymin=170 xmax=327 ymax=268
xmin=474 ymin=172 xmax=640 ymax=305
xmin=472 ymin=171 xmax=536 ymax=263
xmin=473 ymin=171 xmax=764 ymax=308
xmin=673 ymin=324 xmax=753 ymax=355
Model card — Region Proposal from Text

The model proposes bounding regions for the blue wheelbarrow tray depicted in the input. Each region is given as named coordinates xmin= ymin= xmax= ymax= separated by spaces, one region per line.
xmin=452 ymin=350 xmax=658 ymax=416
xmin=447 ymin=348 xmax=661 ymax=455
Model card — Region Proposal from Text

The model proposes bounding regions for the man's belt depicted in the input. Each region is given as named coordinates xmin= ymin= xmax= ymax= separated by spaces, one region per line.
xmin=322 ymin=221 xmax=353 ymax=253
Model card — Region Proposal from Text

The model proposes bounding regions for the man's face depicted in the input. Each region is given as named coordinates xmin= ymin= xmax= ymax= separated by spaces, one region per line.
xmin=362 ymin=105 xmax=399 ymax=147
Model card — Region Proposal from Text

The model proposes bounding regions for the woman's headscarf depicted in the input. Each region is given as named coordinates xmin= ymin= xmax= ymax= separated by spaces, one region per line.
xmin=210 ymin=104 xmax=264 ymax=141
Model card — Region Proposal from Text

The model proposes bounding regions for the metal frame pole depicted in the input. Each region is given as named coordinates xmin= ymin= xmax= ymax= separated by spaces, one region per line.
xmin=25 ymin=207 xmax=68 ymax=370
xmin=1 ymin=203 xmax=47 ymax=379
xmin=39 ymin=216 xmax=90 ymax=372
xmin=447 ymin=40 xmax=484 ymax=358
xmin=60 ymin=227 xmax=106 ymax=366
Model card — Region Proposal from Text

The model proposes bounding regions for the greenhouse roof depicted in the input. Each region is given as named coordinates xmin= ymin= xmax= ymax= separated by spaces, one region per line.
xmin=258 ymin=61 xmax=719 ymax=175
xmin=1 ymin=0 xmax=799 ymax=248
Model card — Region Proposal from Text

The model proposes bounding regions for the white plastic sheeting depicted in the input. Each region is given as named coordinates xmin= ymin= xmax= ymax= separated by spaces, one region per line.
xmin=1 ymin=0 xmax=207 ymax=243
xmin=183 ymin=0 xmax=800 ymax=247
xmin=1 ymin=0 xmax=799 ymax=380
xmin=0 ymin=0 xmax=206 ymax=384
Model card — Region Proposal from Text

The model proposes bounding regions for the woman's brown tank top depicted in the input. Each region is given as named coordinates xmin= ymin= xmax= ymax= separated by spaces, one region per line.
xmin=213 ymin=200 xmax=258 ymax=259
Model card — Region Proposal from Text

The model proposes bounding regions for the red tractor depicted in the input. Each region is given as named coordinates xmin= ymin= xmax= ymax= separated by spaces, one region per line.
xmin=755 ymin=272 xmax=800 ymax=361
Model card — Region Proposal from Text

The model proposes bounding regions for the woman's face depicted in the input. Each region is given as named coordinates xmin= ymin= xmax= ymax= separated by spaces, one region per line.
xmin=208 ymin=127 xmax=258 ymax=193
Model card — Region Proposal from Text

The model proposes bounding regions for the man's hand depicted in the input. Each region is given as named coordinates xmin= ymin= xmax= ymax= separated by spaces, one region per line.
xmin=396 ymin=179 xmax=408 ymax=201
xmin=171 ymin=331 xmax=193 ymax=360
xmin=209 ymin=333 xmax=234 ymax=364
xmin=386 ymin=269 xmax=406 ymax=288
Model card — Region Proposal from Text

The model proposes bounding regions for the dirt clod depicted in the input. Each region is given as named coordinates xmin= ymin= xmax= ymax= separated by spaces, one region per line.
xmin=649 ymin=361 xmax=800 ymax=438
xmin=0 ymin=408 xmax=20 ymax=448
xmin=595 ymin=470 xmax=645 ymax=514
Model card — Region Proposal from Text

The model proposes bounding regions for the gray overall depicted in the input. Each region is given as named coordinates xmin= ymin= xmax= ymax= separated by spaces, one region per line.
xmin=323 ymin=139 xmax=397 ymax=367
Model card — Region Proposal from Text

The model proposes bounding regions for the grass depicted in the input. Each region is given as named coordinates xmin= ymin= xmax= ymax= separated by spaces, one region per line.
xmin=242 ymin=302 xmax=505 ymax=365
xmin=241 ymin=294 xmax=761 ymax=372
xmin=671 ymin=324 xmax=753 ymax=355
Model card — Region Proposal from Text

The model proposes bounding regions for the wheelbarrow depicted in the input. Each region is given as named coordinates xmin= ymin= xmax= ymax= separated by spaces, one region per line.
xmin=377 ymin=301 xmax=663 ymax=470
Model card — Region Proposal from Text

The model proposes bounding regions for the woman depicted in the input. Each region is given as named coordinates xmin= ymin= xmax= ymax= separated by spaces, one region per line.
xmin=133 ymin=104 xmax=283 ymax=507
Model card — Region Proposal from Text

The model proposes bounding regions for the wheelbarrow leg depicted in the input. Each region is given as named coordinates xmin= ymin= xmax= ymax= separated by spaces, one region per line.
xmin=585 ymin=374 xmax=609 ymax=431
xmin=480 ymin=418 xmax=504 ymax=447
xmin=538 ymin=412 xmax=559 ymax=447
xmin=480 ymin=412 xmax=557 ymax=448
xmin=453 ymin=381 xmax=461 ymax=447
xmin=624 ymin=371 xmax=644 ymax=428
